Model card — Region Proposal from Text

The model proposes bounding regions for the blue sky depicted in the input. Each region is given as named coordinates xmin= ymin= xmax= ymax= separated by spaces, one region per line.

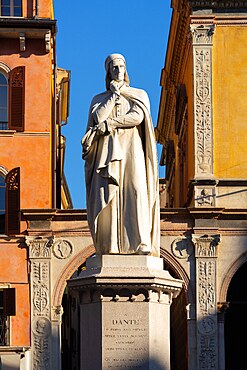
xmin=54 ymin=0 xmax=172 ymax=209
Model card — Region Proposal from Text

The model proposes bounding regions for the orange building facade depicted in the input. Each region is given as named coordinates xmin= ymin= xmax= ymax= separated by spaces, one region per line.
xmin=0 ymin=1 xmax=72 ymax=368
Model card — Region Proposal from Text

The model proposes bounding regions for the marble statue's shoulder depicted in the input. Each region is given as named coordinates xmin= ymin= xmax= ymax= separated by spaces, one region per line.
xmin=125 ymin=86 xmax=150 ymax=111
xmin=90 ymin=91 xmax=110 ymax=105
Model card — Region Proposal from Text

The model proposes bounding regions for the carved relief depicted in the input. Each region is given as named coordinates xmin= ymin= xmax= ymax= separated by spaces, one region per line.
xmin=195 ymin=187 xmax=215 ymax=206
xmin=33 ymin=337 xmax=50 ymax=370
xmin=194 ymin=235 xmax=220 ymax=258
xmin=32 ymin=262 xmax=50 ymax=317
xmin=171 ymin=237 xmax=194 ymax=259
xmin=193 ymin=234 xmax=220 ymax=370
xmin=198 ymin=260 xmax=216 ymax=315
xmin=6 ymin=167 xmax=19 ymax=190
xmin=32 ymin=316 xmax=51 ymax=337
xmin=53 ymin=239 xmax=73 ymax=259
xmin=190 ymin=24 xmax=215 ymax=178
xmin=26 ymin=237 xmax=54 ymax=258
xmin=11 ymin=66 xmax=25 ymax=88
xmin=26 ymin=237 xmax=53 ymax=370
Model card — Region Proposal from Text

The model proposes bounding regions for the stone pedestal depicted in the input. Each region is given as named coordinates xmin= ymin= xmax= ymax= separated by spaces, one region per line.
xmin=68 ymin=255 xmax=182 ymax=370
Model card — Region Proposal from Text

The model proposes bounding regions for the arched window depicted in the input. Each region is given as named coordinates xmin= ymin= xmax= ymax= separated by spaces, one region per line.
xmin=0 ymin=173 xmax=5 ymax=233
xmin=0 ymin=0 xmax=22 ymax=17
xmin=0 ymin=73 xmax=8 ymax=130
xmin=0 ymin=64 xmax=25 ymax=132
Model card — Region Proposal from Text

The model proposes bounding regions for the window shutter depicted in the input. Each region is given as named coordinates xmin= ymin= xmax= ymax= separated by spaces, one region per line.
xmin=5 ymin=167 xmax=20 ymax=235
xmin=8 ymin=66 xmax=25 ymax=132
xmin=3 ymin=288 xmax=16 ymax=316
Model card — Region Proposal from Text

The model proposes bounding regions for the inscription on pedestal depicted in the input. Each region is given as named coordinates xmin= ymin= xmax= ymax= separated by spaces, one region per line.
xmin=103 ymin=307 xmax=149 ymax=369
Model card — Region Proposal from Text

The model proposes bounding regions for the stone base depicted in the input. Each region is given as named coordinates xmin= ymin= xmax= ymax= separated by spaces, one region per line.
xmin=68 ymin=255 xmax=182 ymax=370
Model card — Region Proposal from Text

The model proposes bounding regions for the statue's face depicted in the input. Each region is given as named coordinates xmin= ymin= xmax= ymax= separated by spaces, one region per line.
xmin=109 ymin=59 xmax=126 ymax=82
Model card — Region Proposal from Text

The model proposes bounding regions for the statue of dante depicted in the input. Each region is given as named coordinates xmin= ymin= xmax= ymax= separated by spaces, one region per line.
xmin=81 ymin=53 xmax=160 ymax=256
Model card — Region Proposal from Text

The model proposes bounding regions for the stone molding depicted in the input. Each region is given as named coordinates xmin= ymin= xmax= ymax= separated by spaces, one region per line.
xmin=192 ymin=234 xmax=220 ymax=370
xmin=219 ymin=251 xmax=247 ymax=302
xmin=51 ymin=244 xmax=95 ymax=307
xmin=189 ymin=1 xmax=247 ymax=9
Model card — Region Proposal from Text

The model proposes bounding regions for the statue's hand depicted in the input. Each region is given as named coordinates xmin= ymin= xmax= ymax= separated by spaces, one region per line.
xmin=109 ymin=80 xmax=121 ymax=97
xmin=96 ymin=122 xmax=108 ymax=135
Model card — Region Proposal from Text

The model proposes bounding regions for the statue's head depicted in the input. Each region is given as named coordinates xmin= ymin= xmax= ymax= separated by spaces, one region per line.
xmin=105 ymin=53 xmax=130 ymax=90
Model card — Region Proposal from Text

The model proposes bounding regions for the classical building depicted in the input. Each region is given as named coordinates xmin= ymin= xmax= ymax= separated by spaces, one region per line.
xmin=1 ymin=0 xmax=246 ymax=370
xmin=156 ymin=1 xmax=247 ymax=369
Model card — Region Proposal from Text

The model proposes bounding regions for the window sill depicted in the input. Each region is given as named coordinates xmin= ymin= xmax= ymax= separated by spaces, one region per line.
xmin=0 ymin=130 xmax=16 ymax=136
xmin=0 ymin=346 xmax=30 ymax=353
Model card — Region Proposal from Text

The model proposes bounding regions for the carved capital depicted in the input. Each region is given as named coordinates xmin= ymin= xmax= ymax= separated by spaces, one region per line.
xmin=26 ymin=236 xmax=54 ymax=258
xmin=51 ymin=305 xmax=64 ymax=322
xmin=190 ymin=24 xmax=215 ymax=45
xmin=193 ymin=234 xmax=220 ymax=257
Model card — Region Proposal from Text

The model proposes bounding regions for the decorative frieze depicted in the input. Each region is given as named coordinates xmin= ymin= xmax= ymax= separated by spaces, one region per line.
xmin=189 ymin=1 xmax=247 ymax=9
xmin=193 ymin=234 xmax=220 ymax=370
xmin=190 ymin=24 xmax=215 ymax=179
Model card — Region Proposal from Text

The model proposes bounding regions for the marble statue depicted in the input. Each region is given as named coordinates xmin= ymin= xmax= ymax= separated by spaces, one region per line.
xmin=81 ymin=53 xmax=160 ymax=256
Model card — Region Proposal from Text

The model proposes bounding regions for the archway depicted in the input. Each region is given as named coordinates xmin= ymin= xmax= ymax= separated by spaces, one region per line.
xmin=51 ymin=245 xmax=95 ymax=370
xmin=160 ymin=248 xmax=191 ymax=370
xmin=225 ymin=261 xmax=247 ymax=370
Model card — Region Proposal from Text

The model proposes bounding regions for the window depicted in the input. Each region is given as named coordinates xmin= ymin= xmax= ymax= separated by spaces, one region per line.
xmin=0 ymin=0 xmax=22 ymax=17
xmin=0 ymin=174 xmax=5 ymax=233
xmin=0 ymin=73 xmax=8 ymax=130
xmin=0 ymin=65 xmax=25 ymax=132
xmin=0 ymin=167 xmax=20 ymax=235
xmin=0 ymin=288 xmax=16 ymax=345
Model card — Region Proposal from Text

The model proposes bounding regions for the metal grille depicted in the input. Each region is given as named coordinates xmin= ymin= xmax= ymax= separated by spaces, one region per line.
xmin=0 ymin=121 xmax=8 ymax=130
xmin=0 ymin=315 xmax=8 ymax=345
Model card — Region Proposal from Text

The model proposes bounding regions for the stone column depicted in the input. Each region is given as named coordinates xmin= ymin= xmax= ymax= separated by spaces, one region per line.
xmin=192 ymin=234 xmax=220 ymax=370
xmin=68 ymin=255 xmax=182 ymax=370
xmin=190 ymin=23 xmax=217 ymax=206
xmin=26 ymin=236 xmax=54 ymax=370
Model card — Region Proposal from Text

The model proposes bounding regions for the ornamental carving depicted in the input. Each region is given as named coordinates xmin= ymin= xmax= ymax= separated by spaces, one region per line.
xmin=191 ymin=24 xmax=215 ymax=45
xmin=195 ymin=187 xmax=215 ymax=206
xmin=26 ymin=237 xmax=54 ymax=258
xmin=53 ymin=239 xmax=73 ymax=259
xmin=6 ymin=167 xmax=20 ymax=190
xmin=193 ymin=234 xmax=220 ymax=370
xmin=32 ymin=316 xmax=51 ymax=337
xmin=26 ymin=236 xmax=52 ymax=370
xmin=11 ymin=66 xmax=24 ymax=87
xmin=190 ymin=24 xmax=215 ymax=177
xmin=198 ymin=260 xmax=216 ymax=315
xmin=171 ymin=237 xmax=194 ymax=259
xmin=32 ymin=262 xmax=50 ymax=316
xmin=33 ymin=336 xmax=50 ymax=370
xmin=193 ymin=235 xmax=220 ymax=258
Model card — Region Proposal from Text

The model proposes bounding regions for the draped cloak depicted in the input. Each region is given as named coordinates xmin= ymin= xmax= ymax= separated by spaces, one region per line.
xmin=82 ymin=85 xmax=160 ymax=256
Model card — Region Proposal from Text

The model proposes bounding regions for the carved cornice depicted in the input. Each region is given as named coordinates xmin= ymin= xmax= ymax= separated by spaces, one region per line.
xmin=189 ymin=1 xmax=247 ymax=9
xmin=156 ymin=0 xmax=191 ymax=144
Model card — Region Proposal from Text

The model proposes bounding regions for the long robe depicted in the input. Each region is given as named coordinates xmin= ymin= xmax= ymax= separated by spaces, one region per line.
xmin=82 ymin=84 xmax=160 ymax=256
